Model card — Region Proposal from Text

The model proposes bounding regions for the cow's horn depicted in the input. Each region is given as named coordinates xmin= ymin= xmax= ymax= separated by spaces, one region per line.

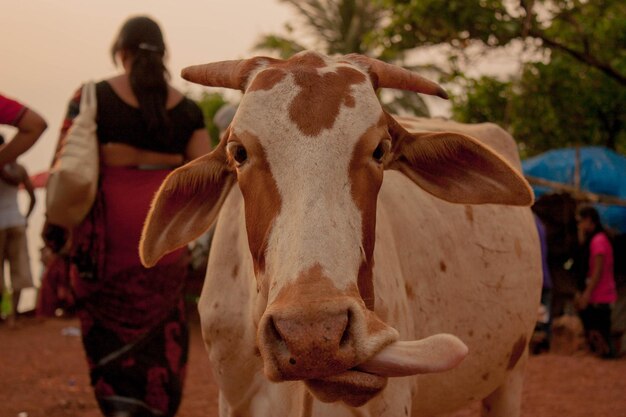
xmin=345 ymin=54 xmax=448 ymax=99
xmin=181 ymin=57 xmax=280 ymax=91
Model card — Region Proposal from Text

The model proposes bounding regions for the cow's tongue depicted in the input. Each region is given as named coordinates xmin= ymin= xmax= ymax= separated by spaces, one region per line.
xmin=355 ymin=334 xmax=468 ymax=377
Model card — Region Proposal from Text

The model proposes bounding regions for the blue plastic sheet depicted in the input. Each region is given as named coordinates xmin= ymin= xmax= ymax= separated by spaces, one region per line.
xmin=522 ymin=146 xmax=626 ymax=233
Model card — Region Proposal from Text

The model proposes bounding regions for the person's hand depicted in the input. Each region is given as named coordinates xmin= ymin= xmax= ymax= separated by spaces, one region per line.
xmin=42 ymin=223 xmax=69 ymax=253
xmin=0 ymin=163 xmax=21 ymax=186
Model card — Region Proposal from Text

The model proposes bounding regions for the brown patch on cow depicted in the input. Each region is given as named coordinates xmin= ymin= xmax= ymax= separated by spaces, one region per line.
xmin=468 ymin=330 xmax=474 ymax=337
xmin=248 ymin=67 xmax=287 ymax=92
xmin=234 ymin=131 xmax=282 ymax=280
xmin=246 ymin=52 xmax=326 ymax=93
xmin=232 ymin=264 xmax=239 ymax=279
xmin=439 ymin=261 xmax=447 ymax=272
xmin=507 ymin=335 xmax=527 ymax=370
xmin=514 ymin=238 xmax=522 ymax=258
xmin=404 ymin=282 xmax=415 ymax=299
xmin=272 ymin=264 xmax=361 ymax=307
xmin=481 ymin=372 xmax=490 ymax=381
xmin=348 ymin=116 xmax=387 ymax=310
xmin=290 ymin=66 xmax=367 ymax=136
xmin=465 ymin=205 xmax=474 ymax=223
xmin=358 ymin=260 xmax=375 ymax=310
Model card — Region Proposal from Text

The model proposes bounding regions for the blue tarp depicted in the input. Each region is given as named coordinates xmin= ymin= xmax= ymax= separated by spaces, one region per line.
xmin=522 ymin=146 xmax=626 ymax=233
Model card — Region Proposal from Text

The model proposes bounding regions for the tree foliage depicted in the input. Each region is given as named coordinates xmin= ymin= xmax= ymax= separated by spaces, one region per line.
xmin=253 ymin=0 xmax=431 ymax=116
xmin=435 ymin=0 xmax=626 ymax=155
xmin=254 ymin=0 xmax=384 ymax=57
xmin=452 ymin=55 xmax=626 ymax=157
xmin=378 ymin=0 xmax=626 ymax=86
xmin=194 ymin=92 xmax=228 ymax=147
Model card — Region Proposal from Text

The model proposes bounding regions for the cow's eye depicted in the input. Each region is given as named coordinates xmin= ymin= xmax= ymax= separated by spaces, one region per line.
xmin=372 ymin=139 xmax=391 ymax=163
xmin=227 ymin=142 xmax=248 ymax=165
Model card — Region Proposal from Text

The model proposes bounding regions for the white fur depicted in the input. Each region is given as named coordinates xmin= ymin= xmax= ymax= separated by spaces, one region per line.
xmin=234 ymin=60 xmax=381 ymax=302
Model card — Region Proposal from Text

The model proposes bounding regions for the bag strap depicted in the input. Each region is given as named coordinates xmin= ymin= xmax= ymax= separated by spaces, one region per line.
xmin=79 ymin=81 xmax=97 ymax=118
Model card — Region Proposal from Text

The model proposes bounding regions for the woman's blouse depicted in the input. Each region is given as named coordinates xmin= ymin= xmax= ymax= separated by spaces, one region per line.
xmin=588 ymin=232 xmax=617 ymax=304
xmin=60 ymin=81 xmax=205 ymax=155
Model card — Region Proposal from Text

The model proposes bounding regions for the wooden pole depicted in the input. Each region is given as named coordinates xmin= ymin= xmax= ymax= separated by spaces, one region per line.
xmin=525 ymin=175 xmax=626 ymax=207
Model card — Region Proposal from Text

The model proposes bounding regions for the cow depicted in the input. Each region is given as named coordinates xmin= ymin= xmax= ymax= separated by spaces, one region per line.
xmin=140 ymin=51 xmax=541 ymax=417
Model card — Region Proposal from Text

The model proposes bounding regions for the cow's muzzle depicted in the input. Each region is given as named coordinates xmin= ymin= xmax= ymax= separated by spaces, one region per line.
xmin=258 ymin=297 xmax=392 ymax=381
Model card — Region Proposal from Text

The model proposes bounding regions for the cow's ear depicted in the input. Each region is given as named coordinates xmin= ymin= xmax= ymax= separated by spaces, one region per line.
xmin=140 ymin=145 xmax=235 ymax=267
xmin=386 ymin=116 xmax=533 ymax=206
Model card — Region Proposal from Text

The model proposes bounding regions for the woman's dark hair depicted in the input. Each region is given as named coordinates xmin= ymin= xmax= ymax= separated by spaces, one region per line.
xmin=111 ymin=16 xmax=170 ymax=140
xmin=577 ymin=205 xmax=604 ymax=235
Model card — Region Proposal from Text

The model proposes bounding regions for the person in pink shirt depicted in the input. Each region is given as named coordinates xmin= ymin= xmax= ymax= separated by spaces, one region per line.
xmin=574 ymin=205 xmax=618 ymax=358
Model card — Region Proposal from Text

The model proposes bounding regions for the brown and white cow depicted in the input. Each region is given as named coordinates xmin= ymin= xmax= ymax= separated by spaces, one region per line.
xmin=140 ymin=51 xmax=541 ymax=417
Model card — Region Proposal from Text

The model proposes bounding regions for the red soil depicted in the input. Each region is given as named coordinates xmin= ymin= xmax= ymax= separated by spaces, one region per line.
xmin=1 ymin=315 xmax=624 ymax=417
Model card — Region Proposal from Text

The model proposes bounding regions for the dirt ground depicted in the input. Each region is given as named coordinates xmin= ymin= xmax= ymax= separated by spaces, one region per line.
xmin=1 ymin=314 xmax=625 ymax=417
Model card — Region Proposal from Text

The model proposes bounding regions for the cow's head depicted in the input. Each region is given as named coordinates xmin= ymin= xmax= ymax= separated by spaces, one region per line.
xmin=140 ymin=51 xmax=533 ymax=406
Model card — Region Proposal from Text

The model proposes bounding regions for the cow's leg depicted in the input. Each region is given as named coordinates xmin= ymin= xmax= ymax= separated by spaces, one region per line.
xmin=480 ymin=349 xmax=527 ymax=417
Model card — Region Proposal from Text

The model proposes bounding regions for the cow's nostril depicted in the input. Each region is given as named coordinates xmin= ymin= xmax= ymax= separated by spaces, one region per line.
xmin=267 ymin=315 xmax=285 ymax=343
xmin=289 ymin=357 xmax=296 ymax=365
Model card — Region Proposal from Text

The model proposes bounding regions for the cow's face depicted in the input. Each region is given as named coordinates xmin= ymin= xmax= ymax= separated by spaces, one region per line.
xmin=140 ymin=51 xmax=533 ymax=406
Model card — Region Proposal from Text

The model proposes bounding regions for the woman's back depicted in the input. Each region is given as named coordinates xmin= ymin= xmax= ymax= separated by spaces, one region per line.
xmin=96 ymin=77 xmax=204 ymax=166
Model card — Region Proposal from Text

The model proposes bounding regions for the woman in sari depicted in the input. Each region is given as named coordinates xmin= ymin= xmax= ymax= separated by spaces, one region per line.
xmin=45 ymin=16 xmax=211 ymax=416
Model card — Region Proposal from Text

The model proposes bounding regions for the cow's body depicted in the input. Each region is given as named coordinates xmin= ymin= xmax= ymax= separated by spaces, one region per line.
xmin=140 ymin=52 xmax=541 ymax=417
xmin=199 ymin=117 xmax=540 ymax=417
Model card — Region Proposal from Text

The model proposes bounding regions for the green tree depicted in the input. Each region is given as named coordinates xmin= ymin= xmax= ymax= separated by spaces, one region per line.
xmin=379 ymin=0 xmax=626 ymax=86
xmin=254 ymin=0 xmax=433 ymax=116
xmin=254 ymin=0 xmax=384 ymax=58
xmin=377 ymin=0 xmax=625 ymax=155
xmin=194 ymin=92 xmax=229 ymax=147
xmin=452 ymin=55 xmax=626 ymax=157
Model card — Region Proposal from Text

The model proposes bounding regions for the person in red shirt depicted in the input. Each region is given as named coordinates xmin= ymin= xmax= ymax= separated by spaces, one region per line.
xmin=0 ymin=93 xmax=47 ymax=166
xmin=575 ymin=205 xmax=618 ymax=358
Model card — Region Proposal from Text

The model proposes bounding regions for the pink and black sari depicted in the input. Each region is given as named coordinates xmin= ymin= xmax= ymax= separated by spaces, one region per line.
xmin=51 ymin=81 xmax=206 ymax=416
xmin=71 ymin=166 xmax=189 ymax=417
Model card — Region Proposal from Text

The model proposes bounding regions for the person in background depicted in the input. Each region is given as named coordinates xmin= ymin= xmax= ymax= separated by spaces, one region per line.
xmin=44 ymin=15 xmax=211 ymax=417
xmin=574 ymin=205 xmax=618 ymax=358
xmin=0 ymin=93 xmax=47 ymax=166
xmin=36 ymin=244 xmax=75 ymax=319
xmin=533 ymin=213 xmax=553 ymax=353
xmin=0 ymin=133 xmax=37 ymax=327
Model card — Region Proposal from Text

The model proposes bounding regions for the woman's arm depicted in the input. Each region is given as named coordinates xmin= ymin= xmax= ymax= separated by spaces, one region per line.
xmin=0 ymin=108 xmax=48 ymax=166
